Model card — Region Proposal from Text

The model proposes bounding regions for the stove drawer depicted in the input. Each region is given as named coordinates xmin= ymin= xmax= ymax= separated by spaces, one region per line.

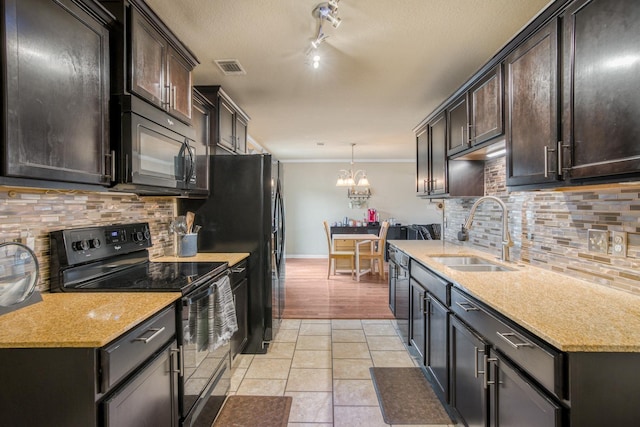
xmin=101 ymin=305 xmax=176 ymax=392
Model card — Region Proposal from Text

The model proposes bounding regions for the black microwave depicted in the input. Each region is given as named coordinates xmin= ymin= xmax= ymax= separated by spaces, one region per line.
xmin=111 ymin=95 xmax=202 ymax=195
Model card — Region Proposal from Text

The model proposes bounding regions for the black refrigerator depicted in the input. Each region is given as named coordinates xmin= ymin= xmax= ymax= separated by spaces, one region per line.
xmin=179 ymin=154 xmax=285 ymax=353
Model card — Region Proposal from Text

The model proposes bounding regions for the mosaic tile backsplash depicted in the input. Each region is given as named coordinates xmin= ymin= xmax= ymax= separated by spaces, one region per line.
xmin=0 ymin=187 xmax=176 ymax=292
xmin=444 ymin=157 xmax=640 ymax=296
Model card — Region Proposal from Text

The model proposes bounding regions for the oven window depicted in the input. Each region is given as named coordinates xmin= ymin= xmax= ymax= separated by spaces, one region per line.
xmin=181 ymin=290 xmax=228 ymax=414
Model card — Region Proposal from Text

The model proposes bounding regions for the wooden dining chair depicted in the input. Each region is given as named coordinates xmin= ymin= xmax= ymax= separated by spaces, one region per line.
xmin=323 ymin=221 xmax=355 ymax=279
xmin=355 ymin=221 xmax=389 ymax=281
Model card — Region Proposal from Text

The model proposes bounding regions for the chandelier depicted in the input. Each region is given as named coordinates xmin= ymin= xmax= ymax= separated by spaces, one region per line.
xmin=336 ymin=143 xmax=371 ymax=208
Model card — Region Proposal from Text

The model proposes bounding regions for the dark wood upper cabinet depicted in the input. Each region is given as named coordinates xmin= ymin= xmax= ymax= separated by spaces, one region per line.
xmin=2 ymin=0 xmax=112 ymax=185
xmin=447 ymin=95 xmax=469 ymax=156
xmin=196 ymin=86 xmax=250 ymax=155
xmin=469 ymin=65 xmax=503 ymax=145
xmin=429 ymin=113 xmax=448 ymax=196
xmin=505 ymin=19 xmax=559 ymax=187
xmin=561 ymin=0 xmax=640 ymax=180
xmin=103 ymin=0 xmax=198 ymax=124
xmin=416 ymin=126 xmax=429 ymax=195
xmin=190 ymin=89 xmax=212 ymax=195
xmin=130 ymin=7 xmax=165 ymax=109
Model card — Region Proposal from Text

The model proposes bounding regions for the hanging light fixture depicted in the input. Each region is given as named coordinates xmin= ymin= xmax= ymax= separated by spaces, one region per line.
xmin=336 ymin=143 xmax=371 ymax=208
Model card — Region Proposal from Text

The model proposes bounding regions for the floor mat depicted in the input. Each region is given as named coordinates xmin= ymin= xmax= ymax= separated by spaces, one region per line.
xmin=370 ymin=367 xmax=453 ymax=425
xmin=213 ymin=395 xmax=292 ymax=427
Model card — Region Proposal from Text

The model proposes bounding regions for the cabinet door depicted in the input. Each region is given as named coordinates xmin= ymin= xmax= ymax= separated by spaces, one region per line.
xmin=130 ymin=7 xmax=166 ymax=109
xmin=505 ymin=20 xmax=559 ymax=187
xmin=218 ymin=99 xmax=236 ymax=151
xmin=167 ymin=48 xmax=192 ymax=123
xmin=416 ymin=126 xmax=429 ymax=195
xmin=447 ymin=95 xmax=469 ymax=156
xmin=190 ymin=92 xmax=210 ymax=193
xmin=450 ymin=316 xmax=487 ymax=427
xmin=231 ymin=278 xmax=249 ymax=358
xmin=562 ymin=0 xmax=640 ymax=180
xmin=103 ymin=342 xmax=179 ymax=427
xmin=426 ymin=295 xmax=449 ymax=402
xmin=489 ymin=350 xmax=562 ymax=427
xmin=428 ymin=112 xmax=447 ymax=195
xmin=3 ymin=0 xmax=110 ymax=185
xmin=410 ymin=279 xmax=426 ymax=364
xmin=235 ymin=116 xmax=247 ymax=154
xmin=469 ymin=65 xmax=504 ymax=145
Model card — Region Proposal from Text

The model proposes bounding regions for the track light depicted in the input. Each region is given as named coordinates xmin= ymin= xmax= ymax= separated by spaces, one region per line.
xmin=313 ymin=55 xmax=320 ymax=69
xmin=325 ymin=13 xmax=341 ymax=28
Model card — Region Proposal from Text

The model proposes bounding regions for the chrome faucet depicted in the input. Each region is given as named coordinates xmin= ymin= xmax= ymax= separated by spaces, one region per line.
xmin=463 ymin=196 xmax=513 ymax=262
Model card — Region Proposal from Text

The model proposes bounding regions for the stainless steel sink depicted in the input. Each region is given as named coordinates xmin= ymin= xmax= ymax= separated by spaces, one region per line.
xmin=430 ymin=255 xmax=515 ymax=272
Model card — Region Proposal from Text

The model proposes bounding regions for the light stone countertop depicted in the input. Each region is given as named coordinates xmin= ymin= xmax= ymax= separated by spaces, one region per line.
xmin=388 ymin=240 xmax=640 ymax=353
xmin=0 ymin=293 xmax=180 ymax=348
xmin=152 ymin=252 xmax=249 ymax=266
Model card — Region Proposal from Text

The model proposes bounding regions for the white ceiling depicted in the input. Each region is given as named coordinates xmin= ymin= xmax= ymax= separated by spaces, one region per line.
xmin=145 ymin=0 xmax=552 ymax=161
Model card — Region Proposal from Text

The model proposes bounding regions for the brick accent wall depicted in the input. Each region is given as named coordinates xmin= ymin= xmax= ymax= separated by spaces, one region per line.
xmin=0 ymin=187 xmax=175 ymax=292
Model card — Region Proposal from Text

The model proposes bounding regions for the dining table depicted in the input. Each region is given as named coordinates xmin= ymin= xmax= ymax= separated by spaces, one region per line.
xmin=332 ymin=233 xmax=381 ymax=281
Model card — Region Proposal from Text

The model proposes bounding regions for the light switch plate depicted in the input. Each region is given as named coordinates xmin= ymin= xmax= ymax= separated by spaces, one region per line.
xmin=612 ymin=231 xmax=627 ymax=257
xmin=588 ymin=229 xmax=609 ymax=254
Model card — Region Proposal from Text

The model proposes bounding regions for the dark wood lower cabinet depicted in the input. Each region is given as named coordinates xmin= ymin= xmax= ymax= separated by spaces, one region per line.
xmin=488 ymin=350 xmax=562 ymax=427
xmin=450 ymin=315 xmax=488 ymax=427
xmin=231 ymin=277 xmax=249 ymax=358
xmin=426 ymin=295 xmax=449 ymax=402
xmin=410 ymin=279 xmax=427 ymax=364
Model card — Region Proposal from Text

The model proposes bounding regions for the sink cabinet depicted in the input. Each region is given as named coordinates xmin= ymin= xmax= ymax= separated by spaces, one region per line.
xmin=1 ymin=0 xmax=112 ymax=186
xmin=450 ymin=315 xmax=488 ymax=427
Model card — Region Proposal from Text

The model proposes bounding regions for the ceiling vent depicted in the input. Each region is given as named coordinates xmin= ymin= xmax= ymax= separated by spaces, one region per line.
xmin=214 ymin=59 xmax=246 ymax=75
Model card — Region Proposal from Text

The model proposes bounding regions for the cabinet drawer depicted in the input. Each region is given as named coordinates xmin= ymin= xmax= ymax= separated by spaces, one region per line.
xmin=410 ymin=260 xmax=450 ymax=306
xmin=101 ymin=305 xmax=176 ymax=392
xmin=451 ymin=287 xmax=563 ymax=398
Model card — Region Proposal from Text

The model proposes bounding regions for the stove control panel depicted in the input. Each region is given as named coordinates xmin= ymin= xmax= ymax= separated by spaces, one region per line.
xmin=50 ymin=222 xmax=153 ymax=267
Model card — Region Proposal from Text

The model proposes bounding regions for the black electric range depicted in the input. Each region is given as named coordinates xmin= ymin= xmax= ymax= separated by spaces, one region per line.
xmin=49 ymin=222 xmax=227 ymax=295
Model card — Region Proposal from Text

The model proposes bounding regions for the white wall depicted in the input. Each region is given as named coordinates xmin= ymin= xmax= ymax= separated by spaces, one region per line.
xmin=282 ymin=161 xmax=443 ymax=257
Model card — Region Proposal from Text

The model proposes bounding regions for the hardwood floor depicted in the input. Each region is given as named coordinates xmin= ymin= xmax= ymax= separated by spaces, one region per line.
xmin=282 ymin=258 xmax=394 ymax=319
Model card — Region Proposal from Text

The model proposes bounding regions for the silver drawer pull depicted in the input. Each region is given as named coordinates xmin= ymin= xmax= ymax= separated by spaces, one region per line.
xmin=456 ymin=301 xmax=479 ymax=312
xmin=133 ymin=327 xmax=165 ymax=344
xmin=496 ymin=332 xmax=533 ymax=349
xmin=231 ymin=267 xmax=246 ymax=274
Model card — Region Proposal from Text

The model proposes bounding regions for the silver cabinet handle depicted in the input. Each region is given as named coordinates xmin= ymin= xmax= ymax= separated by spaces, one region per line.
xmin=456 ymin=301 xmax=479 ymax=312
xmin=544 ymin=145 xmax=556 ymax=178
xmin=461 ymin=126 xmax=465 ymax=146
xmin=496 ymin=331 xmax=533 ymax=349
xmin=172 ymin=86 xmax=177 ymax=110
xmin=474 ymin=346 xmax=486 ymax=378
xmin=483 ymin=355 xmax=498 ymax=389
xmin=133 ymin=326 xmax=165 ymax=344
xmin=231 ymin=267 xmax=246 ymax=274
xmin=170 ymin=347 xmax=181 ymax=374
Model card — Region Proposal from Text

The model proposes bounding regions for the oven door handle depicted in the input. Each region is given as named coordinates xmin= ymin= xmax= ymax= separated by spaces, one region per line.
xmin=186 ymin=283 xmax=215 ymax=304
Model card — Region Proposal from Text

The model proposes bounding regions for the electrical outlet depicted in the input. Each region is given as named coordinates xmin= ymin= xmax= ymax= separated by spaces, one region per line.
xmin=587 ymin=229 xmax=609 ymax=254
xmin=612 ymin=231 xmax=627 ymax=257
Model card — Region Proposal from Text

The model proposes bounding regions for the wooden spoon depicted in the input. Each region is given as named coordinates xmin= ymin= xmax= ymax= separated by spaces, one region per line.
xmin=186 ymin=211 xmax=195 ymax=234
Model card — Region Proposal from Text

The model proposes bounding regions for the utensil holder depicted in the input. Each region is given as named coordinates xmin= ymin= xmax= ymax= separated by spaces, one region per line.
xmin=177 ymin=233 xmax=198 ymax=257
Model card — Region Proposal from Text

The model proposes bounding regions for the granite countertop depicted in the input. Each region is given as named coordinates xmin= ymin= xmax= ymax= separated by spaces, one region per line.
xmin=153 ymin=252 xmax=249 ymax=266
xmin=0 ymin=293 xmax=180 ymax=348
xmin=388 ymin=240 xmax=640 ymax=353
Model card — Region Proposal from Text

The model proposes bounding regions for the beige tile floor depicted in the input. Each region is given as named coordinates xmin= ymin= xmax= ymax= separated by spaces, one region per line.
xmin=228 ymin=319 xmax=458 ymax=427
